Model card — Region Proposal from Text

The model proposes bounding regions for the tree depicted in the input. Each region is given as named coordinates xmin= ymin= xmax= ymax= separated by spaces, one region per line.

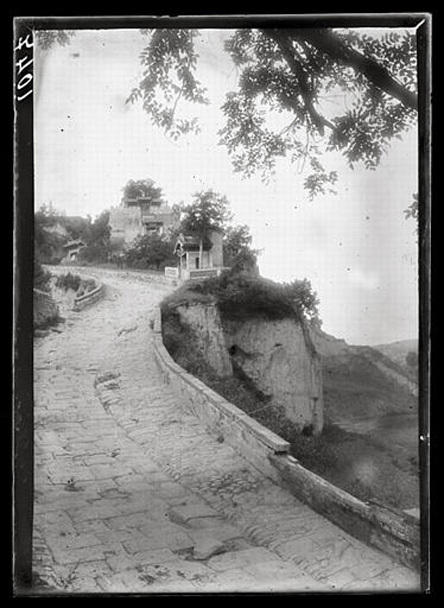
xmin=34 ymin=203 xmax=66 ymax=263
xmin=78 ymin=210 xmax=111 ymax=263
xmin=180 ymin=189 xmax=233 ymax=267
xmin=34 ymin=30 xmax=76 ymax=104
xmin=282 ymin=278 xmax=321 ymax=326
xmin=123 ymin=233 xmax=176 ymax=270
xmin=122 ymin=178 xmax=165 ymax=203
xmin=223 ymin=224 xmax=259 ymax=274
xmin=404 ymin=192 xmax=419 ymax=234
xmin=128 ymin=28 xmax=417 ymax=199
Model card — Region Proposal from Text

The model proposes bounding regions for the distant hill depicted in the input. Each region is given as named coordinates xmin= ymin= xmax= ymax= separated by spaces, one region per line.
xmin=310 ymin=329 xmax=418 ymax=423
xmin=373 ymin=339 xmax=418 ymax=374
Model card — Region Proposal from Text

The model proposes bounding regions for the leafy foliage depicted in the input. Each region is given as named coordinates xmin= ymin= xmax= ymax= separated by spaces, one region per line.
xmin=123 ymin=233 xmax=176 ymax=270
xmin=55 ymin=272 xmax=82 ymax=292
xmin=223 ymin=224 xmax=259 ymax=274
xmin=54 ymin=272 xmax=96 ymax=295
xmin=182 ymin=270 xmax=320 ymax=323
xmin=404 ymin=192 xmax=419 ymax=222
xmin=122 ymin=178 xmax=165 ymax=202
xmin=35 ymin=204 xmax=112 ymax=264
xmin=34 ymin=203 xmax=66 ymax=264
xmin=281 ymin=278 xmax=321 ymax=324
xmin=180 ymin=189 xmax=233 ymax=236
xmin=129 ymin=27 xmax=417 ymax=197
xmin=77 ymin=210 xmax=111 ymax=263
xmin=34 ymin=30 xmax=76 ymax=50
xmin=127 ymin=29 xmax=209 ymax=139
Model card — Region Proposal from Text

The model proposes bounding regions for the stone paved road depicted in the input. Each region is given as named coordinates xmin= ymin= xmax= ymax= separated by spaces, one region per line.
xmin=33 ymin=267 xmax=420 ymax=594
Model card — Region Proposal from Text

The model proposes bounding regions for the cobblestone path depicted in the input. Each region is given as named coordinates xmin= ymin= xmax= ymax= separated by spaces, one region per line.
xmin=33 ymin=268 xmax=420 ymax=593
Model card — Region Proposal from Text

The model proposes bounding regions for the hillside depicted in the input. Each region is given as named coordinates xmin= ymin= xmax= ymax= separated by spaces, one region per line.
xmin=373 ymin=339 xmax=418 ymax=379
xmin=310 ymin=329 xmax=418 ymax=423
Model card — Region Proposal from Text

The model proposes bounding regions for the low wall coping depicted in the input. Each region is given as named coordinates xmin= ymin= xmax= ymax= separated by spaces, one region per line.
xmin=45 ymin=266 xmax=105 ymax=312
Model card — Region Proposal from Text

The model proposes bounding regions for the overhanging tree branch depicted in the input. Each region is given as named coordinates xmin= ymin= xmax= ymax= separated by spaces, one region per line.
xmin=262 ymin=29 xmax=335 ymax=136
xmin=285 ymin=28 xmax=418 ymax=111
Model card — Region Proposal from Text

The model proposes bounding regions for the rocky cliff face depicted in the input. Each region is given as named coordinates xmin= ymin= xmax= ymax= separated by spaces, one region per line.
xmin=223 ymin=318 xmax=323 ymax=434
xmin=176 ymin=302 xmax=233 ymax=377
xmin=175 ymin=301 xmax=324 ymax=434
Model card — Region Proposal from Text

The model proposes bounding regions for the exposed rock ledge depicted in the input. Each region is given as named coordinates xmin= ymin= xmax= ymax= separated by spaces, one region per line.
xmin=175 ymin=301 xmax=324 ymax=434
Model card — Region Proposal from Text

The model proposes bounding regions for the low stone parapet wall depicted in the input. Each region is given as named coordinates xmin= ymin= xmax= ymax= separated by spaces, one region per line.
xmin=44 ymin=266 xmax=105 ymax=312
xmin=152 ymin=309 xmax=289 ymax=483
xmin=152 ymin=306 xmax=421 ymax=571
xmin=73 ymin=276 xmax=105 ymax=311
xmin=270 ymin=454 xmax=420 ymax=571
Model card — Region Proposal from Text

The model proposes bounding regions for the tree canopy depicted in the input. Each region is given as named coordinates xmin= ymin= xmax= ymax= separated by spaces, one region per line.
xmin=122 ymin=178 xmax=165 ymax=202
xmin=35 ymin=204 xmax=111 ymax=264
xmin=128 ymin=27 xmax=417 ymax=198
xmin=123 ymin=233 xmax=176 ymax=270
xmin=223 ymin=224 xmax=259 ymax=274
xmin=180 ymin=189 xmax=233 ymax=236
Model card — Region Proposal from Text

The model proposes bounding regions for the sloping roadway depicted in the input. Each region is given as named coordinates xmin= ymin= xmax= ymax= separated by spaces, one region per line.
xmin=33 ymin=267 xmax=419 ymax=593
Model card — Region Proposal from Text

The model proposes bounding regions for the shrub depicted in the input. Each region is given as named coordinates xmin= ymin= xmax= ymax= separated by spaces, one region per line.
xmin=161 ymin=309 xmax=209 ymax=376
xmin=77 ymin=279 xmax=96 ymax=296
xmin=123 ymin=234 xmax=177 ymax=270
xmin=55 ymin=272 xmax=82 ymax=292
xmin=161 ymin=283 xmax=215 ymax=313
xmin=185 ymin=271 xmax=311 ymax=321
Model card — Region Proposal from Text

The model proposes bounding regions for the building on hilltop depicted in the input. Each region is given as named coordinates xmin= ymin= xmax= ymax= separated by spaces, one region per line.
xmin=165 ymin=231 xmax=226 ymax=281
xmin=109 ymin=195 xmax=178 ymax=251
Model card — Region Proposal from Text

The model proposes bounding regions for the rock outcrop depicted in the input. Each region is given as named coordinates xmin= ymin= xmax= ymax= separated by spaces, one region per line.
xmin=175 ymin=301 xmax=324 ymax=434
xmin=223 ymin=318 xmax=324 ymax=434
xmin=176 ymin=302 xmax=233 ymax=378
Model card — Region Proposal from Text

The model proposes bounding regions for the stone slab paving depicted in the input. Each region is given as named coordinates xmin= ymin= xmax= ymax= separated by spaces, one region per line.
xmin=33 ymin=267 xmax=420 ymax=594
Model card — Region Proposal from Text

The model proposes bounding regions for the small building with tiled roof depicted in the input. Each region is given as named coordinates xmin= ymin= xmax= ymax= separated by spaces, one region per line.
xmin=62 ymin=239 xmax=86 ymax=262
xmin=168 ymin=231 xmax=225 ymax=281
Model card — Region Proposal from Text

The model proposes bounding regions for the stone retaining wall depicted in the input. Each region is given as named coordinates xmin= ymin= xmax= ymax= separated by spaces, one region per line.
xmin=152 ymin=306 xmax=421 ymax=571
xmin=73 ymin=276 xmax=105 ymax=311
xmin=45 ymin=266 xmax=105 ymax=311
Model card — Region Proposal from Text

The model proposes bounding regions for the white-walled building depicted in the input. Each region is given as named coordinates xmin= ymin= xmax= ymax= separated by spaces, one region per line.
xmin=167 ymin=231 xmax=225 ymax=281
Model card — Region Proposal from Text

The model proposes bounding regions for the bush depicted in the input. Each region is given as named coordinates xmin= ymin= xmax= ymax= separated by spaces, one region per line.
xmin=123 ymin=234 xmax=177 ymax=270
xmin=77 ymin=279 xmax=96 ymax=296
xmin=161 ymin=309 xmax=209 ymax=376
xmin=185 ymin=271 xmax=309 ymax=321
xmin=55 ymin=272 xmax=82 ymax=292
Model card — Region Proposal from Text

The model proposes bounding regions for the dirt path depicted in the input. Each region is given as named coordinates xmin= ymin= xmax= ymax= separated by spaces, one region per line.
xmin=33 ymin=267 xmax=420 ymax=593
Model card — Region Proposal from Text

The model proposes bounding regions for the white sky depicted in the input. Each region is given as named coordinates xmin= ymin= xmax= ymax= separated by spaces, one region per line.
xmin=34 ymin=28 xmax=419 ymax=346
